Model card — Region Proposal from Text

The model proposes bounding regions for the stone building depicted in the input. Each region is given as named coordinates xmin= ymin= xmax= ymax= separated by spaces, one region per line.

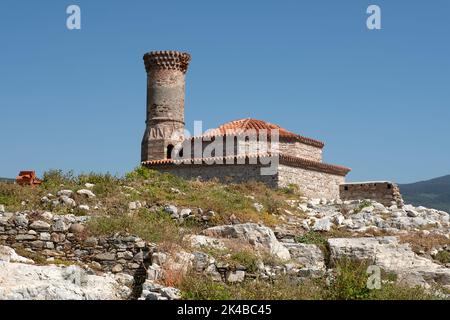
xmin=141 ymin=50 xmax=351 ymax=199
xmin=340 ymin=181 xmax=404 ymax=207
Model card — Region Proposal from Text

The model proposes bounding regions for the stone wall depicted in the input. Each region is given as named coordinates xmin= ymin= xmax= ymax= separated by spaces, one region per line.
xmin=151 ymin=162 xmax=345 ymax=200
xmin=0 ymin=211 xmax=154 ymax=276
xmin=153 ymin=162 xmax=278 ymax=187
xmin=178 ymin=138 xmax=322 ymax=162
xmin=277 ymin=164 xmax=345 ymax=199
xmin=339 ymin=182 xmax=404 ymax=207
xmin=279 ymin=141 xmax=322 ymax=162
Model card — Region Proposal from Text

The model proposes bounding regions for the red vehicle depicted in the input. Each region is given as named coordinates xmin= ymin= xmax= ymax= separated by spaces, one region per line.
xmin=15 ymin=171 xmax=42 ymax=187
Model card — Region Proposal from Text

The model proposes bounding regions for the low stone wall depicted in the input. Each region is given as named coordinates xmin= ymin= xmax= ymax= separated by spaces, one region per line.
xmin=339 ymin=182 xmax=404 ymax=207
xmin=0 ymin=211 xmax=153 ymax=276
xmin=151 ymin=162 xmax=346 ymax=200
xmin=278 ymin=164 xmax=345 ymax=199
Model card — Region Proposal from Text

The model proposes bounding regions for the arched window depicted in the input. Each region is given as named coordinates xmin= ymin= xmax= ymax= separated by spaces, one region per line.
xmin=167 ymin=144 xmax=174 ymax=159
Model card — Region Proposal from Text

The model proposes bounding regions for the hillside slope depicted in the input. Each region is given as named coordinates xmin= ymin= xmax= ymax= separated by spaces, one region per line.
xmin=400 ymin=175 xmax=450 ymax=213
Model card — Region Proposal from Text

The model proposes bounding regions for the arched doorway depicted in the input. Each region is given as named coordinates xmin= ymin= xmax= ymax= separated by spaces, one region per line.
xmin=166 ymin=144 xmax=174 ymax=159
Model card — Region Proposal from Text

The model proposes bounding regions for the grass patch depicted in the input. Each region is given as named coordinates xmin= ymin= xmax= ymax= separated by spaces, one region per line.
xmin=434 ymin=251 xmax=450 ymax=264
xmin=86 ymin=208 xmax=200 ymax=245
xmin=180 ymin=259 xmax=443 ymax=300
xmin=13 ymin=246 xmax=76 ymax=267
xmin=399 ymin=232 xmax=450 ymax=253
xmin=354 ymin=200 xmax=373 ymax=214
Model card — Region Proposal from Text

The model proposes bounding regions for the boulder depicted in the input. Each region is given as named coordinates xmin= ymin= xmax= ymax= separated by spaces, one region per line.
xmin=164 ymin=205 xmax=178 ymax=219
xmin=226 ymin=270 xmax=245 ymax=283
xmin=180 ymin=208 xmax=192 ymax=218
xmin=57 ymin=190 xmax=73 ymax=197
xmin=78 ymin=205 xmax=90 ymax=211
xmin=60 ymin=196 xmax=76 ymax=208
xmin=282 ymin=243 xmax=325 ymax=275
xmin=185 ymin=234 xmax=226 ymax=250
xmin=312 ymin=218 xmax=332 ymax=232
xmin=328 ymin=236 xmax=450 ymax=289
xmin=202 ymin=223 xmax=291 ymax=260
xmin=0 ymin=261 xmax=131 ymax=300
xmin=77 ymin=189 xmax=96 ymax=199
xmin=0 ymin=246 xmax=34 ymax=264
xmin=69 ymin=223 xmax=85 ymax=234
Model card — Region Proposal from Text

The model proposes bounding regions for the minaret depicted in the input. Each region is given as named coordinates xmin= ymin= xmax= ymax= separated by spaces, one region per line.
xmin=141 ymin=50 xmax=191 ymax=161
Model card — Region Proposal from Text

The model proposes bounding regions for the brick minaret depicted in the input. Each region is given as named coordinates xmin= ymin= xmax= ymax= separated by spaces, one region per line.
xmin=141 ymin=50 xmax=191 ymax=161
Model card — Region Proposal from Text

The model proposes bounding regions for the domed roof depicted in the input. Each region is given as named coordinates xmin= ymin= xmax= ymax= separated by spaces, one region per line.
xmin=201 ymin=118 xmax=324 ymax=148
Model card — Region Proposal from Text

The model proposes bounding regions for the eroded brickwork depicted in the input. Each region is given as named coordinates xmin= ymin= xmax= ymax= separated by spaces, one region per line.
xmin=141 ymin=51 xmax=191 ymax=162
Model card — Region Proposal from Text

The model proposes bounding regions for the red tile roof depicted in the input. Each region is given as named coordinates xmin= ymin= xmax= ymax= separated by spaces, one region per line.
xmin=192 ymin=118 xmax=325 ymax=148
xmin=142 ymin=153 xmax=351 ymax=176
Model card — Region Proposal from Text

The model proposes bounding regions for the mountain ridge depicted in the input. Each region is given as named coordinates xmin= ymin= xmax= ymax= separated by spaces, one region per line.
xmin=399 ymin=174 xmax=450 ymax=213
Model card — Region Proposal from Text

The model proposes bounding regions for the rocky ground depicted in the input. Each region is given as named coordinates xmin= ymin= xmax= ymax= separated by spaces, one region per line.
xmin=0 ymin=169 xmax=449 ymax=300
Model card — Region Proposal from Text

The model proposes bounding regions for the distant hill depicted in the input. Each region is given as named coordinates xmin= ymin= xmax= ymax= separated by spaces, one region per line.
xmin=0 ymin=177 xmax=15 ymax=183
xmin=399 ymin=175 xmax=450 ymax=213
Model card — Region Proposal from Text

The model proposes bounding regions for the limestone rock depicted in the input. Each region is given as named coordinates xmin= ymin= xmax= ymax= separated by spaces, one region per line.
xmin=78 ymin=205 xmax=90 ymax=211
xmin=77 ymin=189 xmax=96 ymax=199
xmin=283 ymin=243 xmax=325 ymax=275
xmin=202 ymin=223 xmax=291 ymax=260
xmin=226 ymin=270 xmax=245 ymax=283
xmin=94 ymin=252 xmax=116 ymax=261
xmin=312 ymin=218 xmax=332 ymax=232
xmin=60 ymin=196 xmax=76 ymax=208
xmin=328 ymin=236 xmax=450 ymax=289
xmin=29 ymin=220 xmax=51 ymax=232
xmin=57 ymin=190 xmax=73 ymax=197
xmin=13 ymin=215 xmax=28 ymax=228
xmin=69 ymin=223 xmax=85 ymax=234
xmin=180 ymin=208 xmax=192 ymax=218
xmin=52 ymin=219 xmax=68 ymax=232
xmin=185 ymin=234 xmax=226 ymax=250
xmin=253 ymin=202 xmax=264 ymax=212
xmin=0 ymin=246 xmax=34 ymax=264
xmin=0 ymin=262 xmax=131 ymax=300
xmin=164 ymin=205 xmax=178 ymax=218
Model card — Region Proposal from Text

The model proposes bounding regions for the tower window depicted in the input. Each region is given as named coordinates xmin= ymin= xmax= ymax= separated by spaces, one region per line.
xmin=167 ymin=144 xmax=174 ymax=159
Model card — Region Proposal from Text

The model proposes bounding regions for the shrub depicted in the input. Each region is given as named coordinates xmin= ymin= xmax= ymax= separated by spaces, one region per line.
xmin=434 ymin=251 xmax=450 ymax=264
xmin=41 ymin=169 xmax=76 ymax=189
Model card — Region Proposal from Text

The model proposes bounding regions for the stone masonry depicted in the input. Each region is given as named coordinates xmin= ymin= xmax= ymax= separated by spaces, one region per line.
xmin=339 ymin=181 xmax=404 ymax=207
xmin=140 ymin=50 xmax=354 ymax=200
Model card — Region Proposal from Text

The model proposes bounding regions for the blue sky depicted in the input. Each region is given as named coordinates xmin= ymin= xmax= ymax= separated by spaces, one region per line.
xmin=0 ymin=0 xmax=449 ymax=183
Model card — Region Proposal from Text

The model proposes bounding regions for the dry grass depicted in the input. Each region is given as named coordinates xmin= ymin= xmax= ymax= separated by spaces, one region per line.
xmin=180 ymin=258 xmax=442 ymax=300
xmin=399 ymin=232 xmax=450 ymax=253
